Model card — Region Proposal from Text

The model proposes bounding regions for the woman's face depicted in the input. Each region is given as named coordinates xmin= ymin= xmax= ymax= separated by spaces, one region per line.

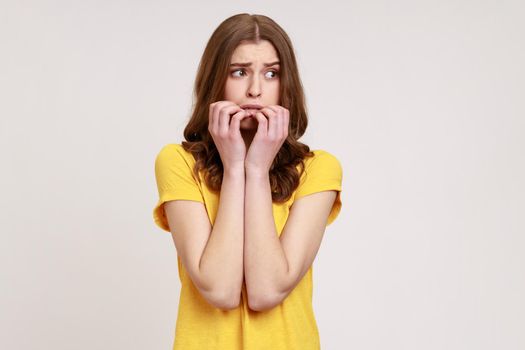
xmin=224 ymin=40 xmax=280 ymax=130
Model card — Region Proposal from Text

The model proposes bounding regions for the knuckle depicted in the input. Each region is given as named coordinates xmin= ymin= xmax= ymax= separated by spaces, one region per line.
xmin=220 ymin=105 xmax=235 ymax=115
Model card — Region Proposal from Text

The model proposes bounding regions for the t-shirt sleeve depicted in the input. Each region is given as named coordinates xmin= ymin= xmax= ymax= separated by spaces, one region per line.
xmin=152 ymin=144 xmax=205 ymax=232
xmin=294 ymin=150 xmax=343 ymax=226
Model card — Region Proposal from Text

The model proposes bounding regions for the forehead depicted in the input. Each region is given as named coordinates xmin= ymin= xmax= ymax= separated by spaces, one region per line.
xmin=230 ymin=40 xmax=278 ymax=62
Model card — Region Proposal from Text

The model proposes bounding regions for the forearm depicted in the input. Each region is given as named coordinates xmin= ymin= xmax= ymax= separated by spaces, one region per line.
xmin=199 ymin=166 xmax=245 ymax=304
xmin=244 ymin=170 xmax=289 ymax=306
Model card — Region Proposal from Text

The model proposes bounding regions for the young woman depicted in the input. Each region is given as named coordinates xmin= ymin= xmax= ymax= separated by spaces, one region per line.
xmin=153 ymin=13 xmax=343 ymax=350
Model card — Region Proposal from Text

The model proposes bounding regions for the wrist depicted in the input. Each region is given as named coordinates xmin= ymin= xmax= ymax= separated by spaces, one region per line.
xmin=245 ymin=166 xmax=269 ymax=179
xmin=223 ymin=164 xmax=245 ymax=177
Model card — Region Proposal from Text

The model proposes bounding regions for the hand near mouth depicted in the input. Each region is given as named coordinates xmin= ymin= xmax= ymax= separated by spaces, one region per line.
xmin=208 ymin=100 xmax=254 ymax=169
xmin=244 ymin=105 xmax=290 ymax=175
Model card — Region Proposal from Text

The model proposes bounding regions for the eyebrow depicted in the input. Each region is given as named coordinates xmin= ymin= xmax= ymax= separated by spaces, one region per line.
xmin=229 ymin=61 xmax=280 ymax=67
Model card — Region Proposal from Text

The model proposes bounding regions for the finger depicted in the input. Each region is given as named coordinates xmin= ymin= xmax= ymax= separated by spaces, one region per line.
xmin=276 ymin=108 xmax=283 ymax=141
xmin=268 ymin=106 xmax=288 ymax=140
xmin=283 ymin=109 xmax=289 ymax=139
xmin=230 ymin=110 xmax=248 ymax=137
xmin=210 ymin=101 xmax=236 ymax=132
xmin=260 ymin=107 xmax=278 ymax=140
xmin=252 ymin=111 xmax=268 ymax=137
xmin=218 ymin=105 xmax=242 ymax=136
xmin=270 ymin=110 xmax=280 ymax=141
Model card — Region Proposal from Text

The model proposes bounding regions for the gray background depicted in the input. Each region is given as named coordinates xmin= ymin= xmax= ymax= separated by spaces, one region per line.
xmin=1 ymin=0 xmax=524 ymax=349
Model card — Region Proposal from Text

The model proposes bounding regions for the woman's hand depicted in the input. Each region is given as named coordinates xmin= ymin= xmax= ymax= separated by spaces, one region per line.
xmin=208 ymin=101 xmax=253 ymax=170
xmin=244 ymin=105 xmax=289 ymax=175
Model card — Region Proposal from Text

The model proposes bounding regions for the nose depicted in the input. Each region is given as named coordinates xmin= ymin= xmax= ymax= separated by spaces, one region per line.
xmin=247 ymin=75 xmax=261 ymax=98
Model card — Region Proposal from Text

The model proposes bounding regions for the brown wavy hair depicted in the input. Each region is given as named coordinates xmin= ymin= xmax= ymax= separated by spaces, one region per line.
xmin=181 ymin=13 xmax=314 ymax=203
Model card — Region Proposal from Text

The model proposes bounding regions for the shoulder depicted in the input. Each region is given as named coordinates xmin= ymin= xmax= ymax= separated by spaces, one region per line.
xmin=302 ymin=149 xmax=342 ymax=174
xmin=155 ymin=143 xmax=196 ymax=166
xmin=292 ymin=149 xmax=343 ymax=219
xmin=294 ymin=149 xmax=342 ymax=195
xmin=156 ymin=143 xmax=184 ymax=158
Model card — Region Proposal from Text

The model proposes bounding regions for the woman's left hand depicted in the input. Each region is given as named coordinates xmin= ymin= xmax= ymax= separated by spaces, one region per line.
xmin=245 ymin=105 xmax=289 ymax=174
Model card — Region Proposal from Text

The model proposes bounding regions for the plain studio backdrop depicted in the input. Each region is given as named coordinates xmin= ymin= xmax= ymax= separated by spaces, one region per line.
xmin=1 ymin=1 xmax=524 ymax=349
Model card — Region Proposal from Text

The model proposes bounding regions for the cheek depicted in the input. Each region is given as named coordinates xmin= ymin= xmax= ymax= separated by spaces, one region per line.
xmin=224 ymin=80 xmax=242 ymax=99
xmin=271 ymin=83 xmax=280 ymax=103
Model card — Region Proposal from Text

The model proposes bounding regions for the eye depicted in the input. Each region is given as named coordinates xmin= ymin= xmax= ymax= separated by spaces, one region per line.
xmin=266 ymin=70 xmax=279 ymax=79
xmin=231 ymin=69 xmax=246 ymax=77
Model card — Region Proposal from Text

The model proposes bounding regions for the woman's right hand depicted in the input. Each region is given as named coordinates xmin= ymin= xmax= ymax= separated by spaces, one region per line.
xmin=208 ymin=101 xmax=252 ymax=170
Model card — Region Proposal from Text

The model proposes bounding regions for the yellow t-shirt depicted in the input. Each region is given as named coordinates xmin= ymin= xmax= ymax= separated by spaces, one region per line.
xmin=153 ymin=143 xmax=343 ymax=350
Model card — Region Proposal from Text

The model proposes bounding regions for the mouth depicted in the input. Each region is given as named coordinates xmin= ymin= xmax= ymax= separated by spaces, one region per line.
xmin=240 ymin=104 xmax=263 ymax=110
